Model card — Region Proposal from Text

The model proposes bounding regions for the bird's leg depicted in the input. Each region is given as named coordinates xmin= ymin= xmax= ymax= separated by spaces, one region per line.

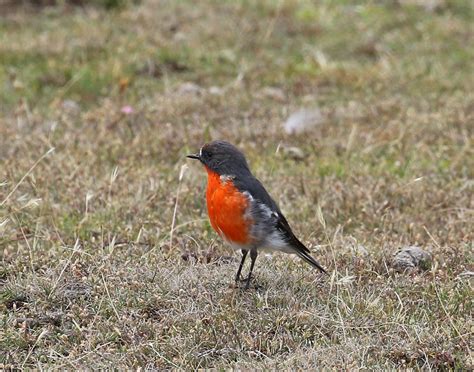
xmin=245 ymin=249 xmax=258 ymax=289
xmin=235 ymin=249 xmax=248 ymax=282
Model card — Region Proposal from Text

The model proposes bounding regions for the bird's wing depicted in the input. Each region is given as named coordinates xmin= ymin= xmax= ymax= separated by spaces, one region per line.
xmin=233 ymin=175 xmax=281 ymax=214
xmin=234 ymin=175 xmax=327 ymax=274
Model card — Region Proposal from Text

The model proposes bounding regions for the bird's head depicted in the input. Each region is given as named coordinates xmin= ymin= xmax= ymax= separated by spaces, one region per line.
xmin=187 ymin=140 xmax=250 ymax=176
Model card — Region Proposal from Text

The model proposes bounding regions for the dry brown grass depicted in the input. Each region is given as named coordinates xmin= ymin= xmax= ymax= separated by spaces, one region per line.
xmin=1 ymin=0 xmax=473 ymax=369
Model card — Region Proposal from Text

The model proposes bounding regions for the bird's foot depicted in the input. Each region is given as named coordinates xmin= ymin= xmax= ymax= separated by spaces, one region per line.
xmin=234 ymin=276 xmax=263 ymax=290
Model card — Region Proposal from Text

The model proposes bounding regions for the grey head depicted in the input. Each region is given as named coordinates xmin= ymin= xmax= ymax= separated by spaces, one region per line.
xmin=187 ymin=140 xmax=251 ymax=176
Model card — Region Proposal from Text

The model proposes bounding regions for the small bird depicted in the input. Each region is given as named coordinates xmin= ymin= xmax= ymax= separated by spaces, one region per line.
xmin=187 ymin=140 xmax=327 ymax=288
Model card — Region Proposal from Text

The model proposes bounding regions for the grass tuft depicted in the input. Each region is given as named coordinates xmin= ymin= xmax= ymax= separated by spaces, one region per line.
xmin=1 ymin=0 xmax=473 ymax=369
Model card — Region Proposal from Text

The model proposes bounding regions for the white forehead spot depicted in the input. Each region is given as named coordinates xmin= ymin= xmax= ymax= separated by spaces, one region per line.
xmin=199 ymin=147 xmax=202 ymax=157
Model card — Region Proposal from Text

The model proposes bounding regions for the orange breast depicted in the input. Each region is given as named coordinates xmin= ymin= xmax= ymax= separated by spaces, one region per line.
xmin=205 ymin=168 xmax=252 ymax=245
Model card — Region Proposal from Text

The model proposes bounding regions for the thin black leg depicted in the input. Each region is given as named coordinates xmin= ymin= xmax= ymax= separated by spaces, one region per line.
xmin=245 ymin=249 xmax=258 ymax=289
xmin=235 ymin=249 xmax=248 ymax=282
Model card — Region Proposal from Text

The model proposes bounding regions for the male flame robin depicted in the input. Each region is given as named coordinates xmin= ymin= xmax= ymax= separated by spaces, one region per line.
xmin=187 ymin=140 xmax=327 ymax=288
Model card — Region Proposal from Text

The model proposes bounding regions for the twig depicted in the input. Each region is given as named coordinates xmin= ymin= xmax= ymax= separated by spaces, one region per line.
xmin=49 ymin=239 xmax=80 ymax=298
xmin=1 ymin=148 xmax=55 ymax=206
xmin=149 ymin=343 xmax=181 ymax=368
xmin=169 ymin=164 xmax=188 ymax=251
xmin=21 ymin=329 xmax=48 ymax=368
xmin=434 ymin=284 xmax=468 ymax=350
xmin=101 ymin=273 xmax=120 ymax=321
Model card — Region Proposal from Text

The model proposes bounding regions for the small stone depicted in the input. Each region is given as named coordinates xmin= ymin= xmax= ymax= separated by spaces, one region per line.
xmin=398 ymin=0 xmax=445 ymax=12
xmin=392 ymin=246 xmax=432 ymax=272
xmin=259 ymin=87 xmax=286 ymax=102
xmin=173 ymin=32 xmax=187 ymax=42
xmin=13 ymin=79 xmax=25 ymax=89
xmin=281 ymin=146 xmax=306 ymax=161
xmin=176 ymin=82 xmax=202 ymax=96
xmin=208 ymin=86 xmax=224 ymax=95
xmin=284 ymin=108 xmax=324 ymax=135
xmin=457 ymin=271 xmax=474 ymax=280
xmin=62 ymin=99 xmax=81 ymax=115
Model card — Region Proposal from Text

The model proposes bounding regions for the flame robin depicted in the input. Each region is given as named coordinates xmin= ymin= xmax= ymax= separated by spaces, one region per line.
xmin=187 ymin=140 xmax=327 ymax=288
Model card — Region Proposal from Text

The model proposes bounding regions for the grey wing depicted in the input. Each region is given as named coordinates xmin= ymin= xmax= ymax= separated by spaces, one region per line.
xmin=236 ymin=175 xmax=327 ymax=273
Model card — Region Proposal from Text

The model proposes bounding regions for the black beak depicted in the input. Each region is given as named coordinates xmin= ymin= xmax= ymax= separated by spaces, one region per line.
xmin=187 ymin=153 xmax=200 ymax=160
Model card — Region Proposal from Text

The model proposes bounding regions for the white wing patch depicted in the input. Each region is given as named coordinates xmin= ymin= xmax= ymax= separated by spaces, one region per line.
xmin=242 ymin=193 xmax=294 ymax=253
xmin=258 ymin=202 xmax=273 ymax=218
xmin=242 ymin=191 xmax=254 ymax=201
xmin=220 ymin=174 xmax=235 ymax=183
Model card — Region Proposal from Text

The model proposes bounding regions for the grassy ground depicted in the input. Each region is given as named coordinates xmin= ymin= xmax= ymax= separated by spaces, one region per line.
xmin=1 ymin=0 xmax=473 ymax=369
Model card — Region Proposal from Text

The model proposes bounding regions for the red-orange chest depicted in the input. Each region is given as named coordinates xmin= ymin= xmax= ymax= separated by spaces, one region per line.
xmin=205 ymin=168 xmax=252 ymax=245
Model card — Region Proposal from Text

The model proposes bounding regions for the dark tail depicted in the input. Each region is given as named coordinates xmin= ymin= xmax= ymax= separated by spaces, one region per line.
xmin=289 ymin=235 xmax=327 ymax=274
xmin=295 ymin=249 xmax=328 ymax=274
xmin=275 ymin=215 xmax=328 ymax=274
